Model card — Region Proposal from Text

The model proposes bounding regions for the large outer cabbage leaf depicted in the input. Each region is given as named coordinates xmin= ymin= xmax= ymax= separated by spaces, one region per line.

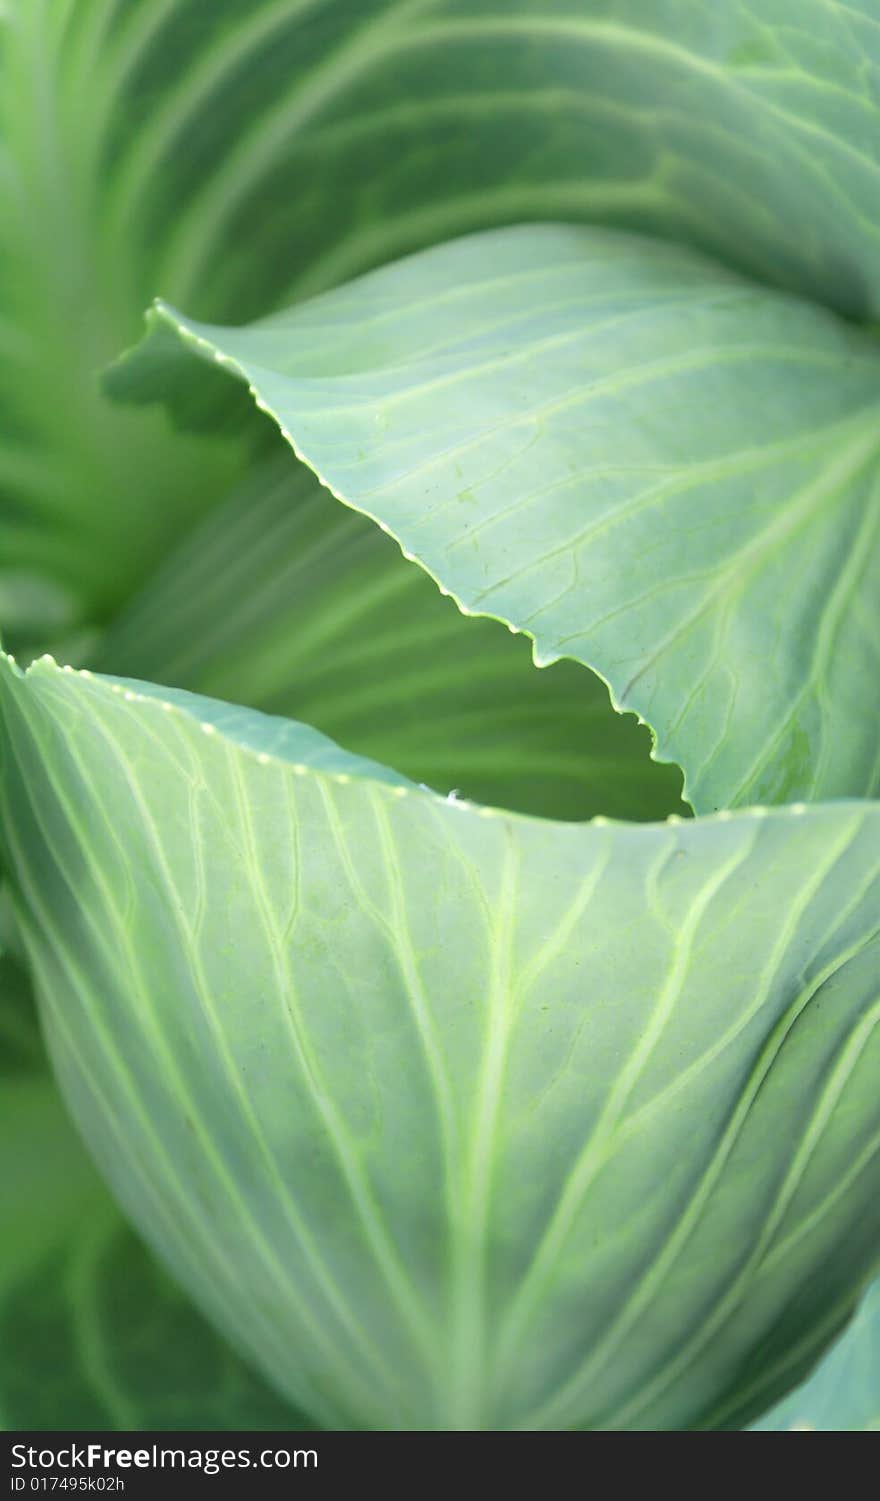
xmin=1 ymin=650 xmax=878 ymax=1430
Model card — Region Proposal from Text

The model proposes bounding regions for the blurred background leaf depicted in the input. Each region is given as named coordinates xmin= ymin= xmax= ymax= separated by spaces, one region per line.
xmin=0 ymin=951 xmax=315 ymax=1431
xmin=750 ymin=1276 xmax=880 ymax=1432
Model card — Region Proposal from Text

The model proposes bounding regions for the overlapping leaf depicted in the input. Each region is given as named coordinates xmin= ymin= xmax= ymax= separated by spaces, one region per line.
xmin=112 ymin=224 xmax=880 ymax=813
xmin=1 ymin=650 xmax=878 ymax=1430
